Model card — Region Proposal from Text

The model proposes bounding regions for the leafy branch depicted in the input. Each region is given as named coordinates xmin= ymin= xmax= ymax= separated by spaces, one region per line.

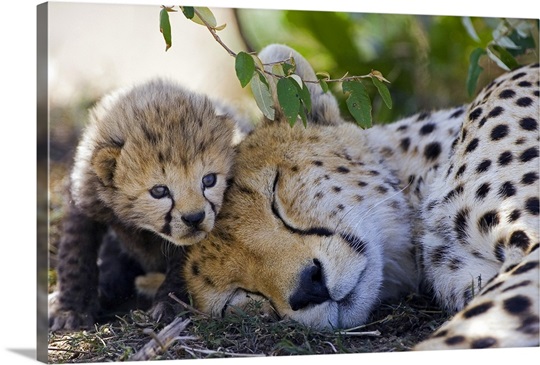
xmin=464 ymin=17 xmax=538 ymax=96
xmin=159 ymin=5 xmax=393 ymax=128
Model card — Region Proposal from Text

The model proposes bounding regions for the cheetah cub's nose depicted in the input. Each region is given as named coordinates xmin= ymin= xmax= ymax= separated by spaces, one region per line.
xmin=181 ymin=211 xmax=206 ymax=228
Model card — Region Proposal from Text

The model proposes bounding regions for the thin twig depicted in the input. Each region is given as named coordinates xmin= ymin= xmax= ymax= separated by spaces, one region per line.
xmin=193 ymin=8 xmax=237 ymax=57
xmin=335 ymin=330 xmax=381 ymax=337
xmin=168 ymin=292 xmax=210 ymax=317
xmin=48 ymin=347 xmax=91 ymax=355
xmin=179 ymin=345 xmax=265 ymax=357
xmin=191 ymin=7 xmax=376 ymax=85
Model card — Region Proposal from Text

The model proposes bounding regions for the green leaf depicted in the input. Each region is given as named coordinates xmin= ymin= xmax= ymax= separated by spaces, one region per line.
xmin=277 ymin=77 xmax=301 ymax=127
xmin=297 ymin=81 xmax=311 ymax=127
xmin=462 ymin=17 xmax=480 ymax=42
xmin=235 ymin=52 xmax=256 ymax=88
xmin=342 ymin=81 xmax=372 ymax=129
xmin=282 ymin=59 xmax=296 ymax=76
xmin=316 ymin=73 xmax=329 ymax=93
xmin=467 ymin=47 xmax=486 ymax=96
xmin=296 ymin=80 xmax=311 ymax=115
xmin=159 ymin=8 xmax=172 ymax=51
xmin=181 ymin=6 xmax=194 ymax=19
xmin=371 ymin=77 xmax=392 ymax=109
xmin=488 ymin=44 xmax=520 ymax=70
xmin=191 ymin=7 xmax=217 ymax=28
xmin=251 ymin=71 xmax=275 ymax=120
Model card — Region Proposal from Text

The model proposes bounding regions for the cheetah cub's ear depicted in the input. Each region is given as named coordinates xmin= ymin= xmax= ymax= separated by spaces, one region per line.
xmin=257 ymin=43 xmax=343 ymax=126
xmin=92 ymin=146 xmax=121 ymax=187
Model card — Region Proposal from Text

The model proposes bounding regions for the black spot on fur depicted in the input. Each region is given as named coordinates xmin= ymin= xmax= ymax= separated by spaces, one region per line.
xmin=450 ymin=108 xmax=465 ymax=118
xmin=400 ymin=137 xmax=411 ymax=152
xmin=465 ymin=138 xmax=479 ymax=153
xmin=455 ymin=164 xmax=466 ymax=178
xmin=376 ymin=185 xmax=388 ymax=194
xmin=518 ymin=80 xmax=532 ymax=87
xmin=498 ymin=151 xmax=513 ymax=166
xmin=494 ymin=241 xmax=505 ymax=262
xmin=511 ymin=72 xmax=527 ymax=80
xmin=509 ymin=230 xmax=531 ymax=250
xmin=312 ymin=160 xmax=323 ymax=166
xmin=498 ymin=181 xmax=516 ymax=198
xmin=516 ymin=97 xmax=533 ymax=107
xmin=463 ymin=301 xmax=494 ymax=318
xmin=476 ymin=159 xmax=491 ymax=173
xmin=424 ymin=142 xmax=442 ymax=161
xmin=471 ymin=337 xmax=497 ymax=349
xmin=517 ymin=315 xmax=540 ymax=335
xmin=519 ymin=117 xmax=538 ymax=131
xmin=520 ymin=147 xmax=539 ymax=162
xmin=499 ymin=89 xmax=516 ymax=99
xmin=454 ymin=208 xmax=470 ymax=242
xmin=522 ymin=172 xmax=539 ymax=185
xmin=397 ymin=124 xmax=408 ymax=132
xmin=445 ymin=335 xmax=465 ymax=346
xmin=332 ymin=186 xmax=342 ymax=193
xmin=488 ymin=106 xmax=504 ymax=118
xmin=336 ymin=166 xmax=350 ymax=174
xmin=478 ymin=210 xmax=500 ymax=234
xmin=443 ymin=185 xmax=464 ymax=202
xmin=502 ymin=280 xmax=532 ymax=293
xmin=469 ymin=107 xmax=483 ymax=121
xmin=416 ymin=112 xmax=430 ymax=122
xmin=503 ymin=295 xmax=531 ymax=315
xmin=525 ymin=197 xmax=539 ymax=215
xmin=475 ymin=182 xmax=490 ymax=200
xmin=420 ymin=123 xmax=436 ymax=135
xmin=508 ymin=209 xmax=522 ymax=223
xmin=357 ymin=181 xmax=368 ymax=187
xmin=512 ymin=261 xmax=539 ymax=275
xmin=490 ymin=124 xmax=509 ymax=141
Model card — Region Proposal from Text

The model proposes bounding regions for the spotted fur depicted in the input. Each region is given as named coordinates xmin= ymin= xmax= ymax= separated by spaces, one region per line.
xmin=180 ymin=44 xmax=539 ymax=350
xmin=49 ymin=79 xmax=246 ymax=331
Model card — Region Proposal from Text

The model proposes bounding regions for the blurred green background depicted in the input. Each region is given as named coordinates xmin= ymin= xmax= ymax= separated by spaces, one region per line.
xmin=235 ymin=9 xmax=539 ymax=123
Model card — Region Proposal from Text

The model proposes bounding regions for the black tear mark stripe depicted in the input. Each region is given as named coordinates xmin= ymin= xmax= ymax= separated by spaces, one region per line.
xmin=271 ymin=172 xmax=334 ymax=237
xmin=161 ymin=197 xmax=175 ymax=235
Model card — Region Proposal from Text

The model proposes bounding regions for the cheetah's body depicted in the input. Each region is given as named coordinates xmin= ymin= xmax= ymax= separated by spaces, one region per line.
xmin=182 ymin=44 xmax=539 ymax=349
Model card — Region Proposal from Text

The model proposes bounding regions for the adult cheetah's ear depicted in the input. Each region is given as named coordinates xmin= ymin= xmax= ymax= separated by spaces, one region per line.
xmin=258 ymin=44 xmax=342 ymax=126
xmin=91 ymin=146 xmax=121 ymax=187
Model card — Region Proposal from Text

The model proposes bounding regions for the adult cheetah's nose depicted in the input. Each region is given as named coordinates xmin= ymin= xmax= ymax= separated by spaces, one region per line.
xmin=181 ymin=211 xmax=206 ymax=228
xmin=289 ymin=259 xmax=330 ymax=311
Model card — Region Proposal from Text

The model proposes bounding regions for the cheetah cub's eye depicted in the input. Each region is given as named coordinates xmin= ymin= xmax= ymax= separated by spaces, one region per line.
xmin=149 ymin=185 xmax=170 ymax=199
xmin=202 ymin=173 xmax=217 ymax=188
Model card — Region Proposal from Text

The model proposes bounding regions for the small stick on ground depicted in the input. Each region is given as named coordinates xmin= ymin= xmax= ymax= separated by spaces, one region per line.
xmin=168 ymin=292 xmax=209 ymax=317
xmin=130 ymin=317 xmax=191 ymax=361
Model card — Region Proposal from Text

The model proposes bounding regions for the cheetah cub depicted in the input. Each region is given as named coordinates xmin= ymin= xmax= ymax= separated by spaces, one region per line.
xmin=49 ymin=79 xmax=247 ymax=331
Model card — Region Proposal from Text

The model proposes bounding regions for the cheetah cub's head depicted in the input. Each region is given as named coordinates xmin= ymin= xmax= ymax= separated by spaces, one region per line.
xmin=72 ymin=79 xmax=240 ymax=246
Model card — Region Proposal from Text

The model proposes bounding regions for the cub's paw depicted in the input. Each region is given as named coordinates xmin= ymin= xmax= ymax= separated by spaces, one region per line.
xmin=148 ymin=301 xmax=180 ymax=323
xmin=49 ymin=309 xmax=95 ymax=331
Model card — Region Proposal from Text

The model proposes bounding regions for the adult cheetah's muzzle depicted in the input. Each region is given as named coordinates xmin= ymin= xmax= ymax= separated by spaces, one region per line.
xmin=288 ymin=258 xmax=331 ymax=310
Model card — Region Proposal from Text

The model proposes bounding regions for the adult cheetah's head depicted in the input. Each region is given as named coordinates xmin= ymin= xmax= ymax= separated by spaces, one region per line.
xmin=72 ymin=79 xmax=239 ymax=246
xmin=183 ymin=45 xmax=417 ymax=329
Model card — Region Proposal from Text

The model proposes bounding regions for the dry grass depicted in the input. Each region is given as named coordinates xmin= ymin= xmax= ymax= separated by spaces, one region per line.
xmin=47 ymin=293 xmax=449 ymax=362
